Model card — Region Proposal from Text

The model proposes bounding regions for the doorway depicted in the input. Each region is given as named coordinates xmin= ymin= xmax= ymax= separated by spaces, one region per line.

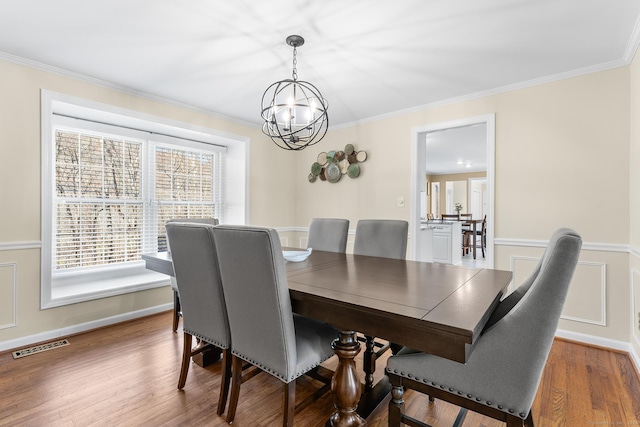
xmin=410 ymin=114 xmax=495 ymax=267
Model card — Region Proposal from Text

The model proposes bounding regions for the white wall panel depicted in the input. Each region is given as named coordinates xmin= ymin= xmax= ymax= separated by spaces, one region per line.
xmin=511 ymin=256 xmax=606 ymax=326
xmin=632 ymin=270 xmax=640 ymax=347
xmin=0 ymin=263 xmax=17 ymax=329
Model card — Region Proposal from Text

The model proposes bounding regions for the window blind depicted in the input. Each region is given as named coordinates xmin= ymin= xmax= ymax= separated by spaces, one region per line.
xmin=53 ymin=128 xmax=223 ymax=271
xmin=153 ymin=145 xmax=222 ymax=252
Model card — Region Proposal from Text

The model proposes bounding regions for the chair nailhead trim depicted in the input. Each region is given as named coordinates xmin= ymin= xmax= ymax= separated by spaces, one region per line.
xmin=232 ymin=351 xmax=332 ymax=383
xmin=389 ymin=372 xmax=526 ymax=419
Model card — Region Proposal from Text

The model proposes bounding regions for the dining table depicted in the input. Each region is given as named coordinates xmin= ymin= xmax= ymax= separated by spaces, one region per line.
xmin=142 ymin=248 xmax=512 ymax=427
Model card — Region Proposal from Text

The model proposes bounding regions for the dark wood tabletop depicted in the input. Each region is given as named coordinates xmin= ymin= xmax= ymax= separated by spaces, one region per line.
xmin=285 ymin=250 xmax=511 ymax=364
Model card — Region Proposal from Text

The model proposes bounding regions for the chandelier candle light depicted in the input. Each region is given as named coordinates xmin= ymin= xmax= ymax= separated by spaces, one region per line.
xmin=261 ymin=35 xmax=329 ymax=150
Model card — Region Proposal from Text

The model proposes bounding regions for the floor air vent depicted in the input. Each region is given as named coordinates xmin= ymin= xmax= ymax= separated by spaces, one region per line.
xmin=12 ymin=339 xmax=70 ymax=359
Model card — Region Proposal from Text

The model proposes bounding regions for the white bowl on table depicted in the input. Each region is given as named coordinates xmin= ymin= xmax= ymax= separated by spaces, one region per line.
xmin=283 ymin=248 xmax=313 ymax=262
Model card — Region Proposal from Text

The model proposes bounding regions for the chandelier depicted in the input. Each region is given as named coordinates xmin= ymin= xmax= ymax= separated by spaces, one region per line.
xmin=261 ymin=35 xmax=329 ymax=150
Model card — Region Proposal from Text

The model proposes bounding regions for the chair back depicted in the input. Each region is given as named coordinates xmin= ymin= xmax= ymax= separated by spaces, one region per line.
xmin=483 ymin=227 xmax=577 ymax=330
xmin=212 ymin=225 xmax=298 ymax=382
xmin=165 ymin=222 xmax=230 ymax=349
xmin=459 ymin=213 xmax=472 ymax=221
xmin=353 ymin=219 xmax=408 ymax=260
xmin=307 ymin=218 xmax=349 ymax=253
xmin=441 ymin=213 xmax=460 ymax=221
xmin=473 ymin=228 xmax=582 ymax=415
xmin=166 ymin=218 xmax=219 ymax=290
xmin=168 ymin=217 xmax=219 ymax=225
xmin=385 ymin=227 xmax=582 ymax=425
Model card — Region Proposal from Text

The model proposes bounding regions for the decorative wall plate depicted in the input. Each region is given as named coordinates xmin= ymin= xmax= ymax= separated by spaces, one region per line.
xmin=347 ymin=163 xmax=360 ymax=178
xmin=317 ymin=152 xmax=327 ymax=165
xmin=308 ymin=143 xmax=367 ymax=183
xmin=326 ymin=162 xmax=342 ymax=183
xmin=339 ymin=158 xmax=349 ymax=174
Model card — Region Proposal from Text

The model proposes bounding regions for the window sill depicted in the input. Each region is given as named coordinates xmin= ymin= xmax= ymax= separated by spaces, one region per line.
xmin=43 ymin=265 xmax=171 ymax=309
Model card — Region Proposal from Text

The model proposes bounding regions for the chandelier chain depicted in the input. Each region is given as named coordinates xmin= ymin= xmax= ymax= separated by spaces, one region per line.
xmin=292 ymin=46 xmax=298 ymax=81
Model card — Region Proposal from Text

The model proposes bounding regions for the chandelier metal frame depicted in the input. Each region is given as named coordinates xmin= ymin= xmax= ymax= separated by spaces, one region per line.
xmin=261 ymin=35 xmax=329 ymax=150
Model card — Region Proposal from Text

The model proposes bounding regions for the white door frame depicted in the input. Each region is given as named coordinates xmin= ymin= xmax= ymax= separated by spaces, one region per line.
xmin=410 ymin=114 xmax=496 ymax=267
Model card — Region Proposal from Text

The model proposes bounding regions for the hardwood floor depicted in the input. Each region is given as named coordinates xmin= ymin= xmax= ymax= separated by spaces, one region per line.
xmin=1 ymin=312 xmax=639 ymax=426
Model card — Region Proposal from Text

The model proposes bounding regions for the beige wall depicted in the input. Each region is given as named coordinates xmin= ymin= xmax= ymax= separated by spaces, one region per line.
xmin=0 ymin=59 xmax=296 ymax=344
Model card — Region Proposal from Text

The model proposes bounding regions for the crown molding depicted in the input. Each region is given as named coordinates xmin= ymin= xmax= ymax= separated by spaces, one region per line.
xmin=334 ymin=58 xmax=629 ymax=130
xmin=624 ymin=14 xmax=640 ymax=63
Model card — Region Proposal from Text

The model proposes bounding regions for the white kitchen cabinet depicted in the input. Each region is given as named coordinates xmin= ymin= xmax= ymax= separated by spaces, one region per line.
xmin=416 ymin=225 xmax=434 ymax=262
xmin=429 ymin=222 xmax=462 ymax=264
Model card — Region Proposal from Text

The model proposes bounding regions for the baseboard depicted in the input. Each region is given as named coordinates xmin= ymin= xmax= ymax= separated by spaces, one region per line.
xmin=555 ymin=328 xmax=630 ymax=352
xmin=630 ymin=345 xmax=640 ymax=378
xmin=0 ymin=303 xmax=172 ymax=353
xmin=556 ymin=328 xmax=640 ymax=376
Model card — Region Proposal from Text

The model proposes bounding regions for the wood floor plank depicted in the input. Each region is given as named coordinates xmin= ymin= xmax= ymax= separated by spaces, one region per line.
xmin=0 ymin=312 xmax=638 ymax=426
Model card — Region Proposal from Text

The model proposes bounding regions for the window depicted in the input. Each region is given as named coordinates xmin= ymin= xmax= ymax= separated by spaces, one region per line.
xmin=154 ymin=146 xmax=222 ymax=251
xmin=42 ymin=91 xmax=247 ymax=308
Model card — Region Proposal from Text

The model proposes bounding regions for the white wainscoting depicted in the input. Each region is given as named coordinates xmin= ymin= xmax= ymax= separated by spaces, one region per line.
xmin=0 ymin=263 xmax=17 ymax=330
xmin=510 ymin=256 xmax=607 ymax=327
xmin=631 ymin=270 xmax=640 ymax=350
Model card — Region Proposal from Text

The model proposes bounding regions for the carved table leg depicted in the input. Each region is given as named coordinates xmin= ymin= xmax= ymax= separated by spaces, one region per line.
xmin=328 ymin=331 xmax=366 ymax=427
xmin=363 ymin=336 xmax=376 ymax=391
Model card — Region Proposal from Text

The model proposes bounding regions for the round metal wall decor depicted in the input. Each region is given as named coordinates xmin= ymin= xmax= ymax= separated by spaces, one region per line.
xmin=309 ymin=143 xmax=367 ymax=183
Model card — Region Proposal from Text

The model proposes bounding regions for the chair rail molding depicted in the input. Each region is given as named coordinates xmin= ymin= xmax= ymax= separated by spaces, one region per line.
xmin=629 ymin=245 xmax=640 ymax=258
xmin=496 ymin=237 xmax=628 ymax=253
xmin=0 ymin=241 xmax=41 ymax=251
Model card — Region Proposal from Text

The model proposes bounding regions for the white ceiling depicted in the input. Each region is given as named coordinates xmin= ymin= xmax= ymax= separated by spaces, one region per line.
xmin=425 ymin=124 xmax=487 ymax=175
xmin=1 ymin=0 xmax=639 ymax=129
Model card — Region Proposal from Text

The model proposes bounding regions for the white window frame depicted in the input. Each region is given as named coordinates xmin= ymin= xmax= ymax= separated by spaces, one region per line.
xmin=41 ymin=91 xmax=249 ymax=308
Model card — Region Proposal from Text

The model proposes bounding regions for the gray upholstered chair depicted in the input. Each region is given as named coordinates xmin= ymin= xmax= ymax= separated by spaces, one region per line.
xmin=386 ymin=228 xmax=582 ymax=427
xmin=353 ymin=219 xmax=409 ymax=388
xmin=307 ymin=218 xmax=350 ymax=253
xmin=211 ymin=225 xmax=339 ymax=427
xmin=165 ymin=222 xmax=231 ymax=416
xmin=353 ymin=219 xmax=408 ymax=260
xmin=166 ymin=217 xmax=219 ymax=332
